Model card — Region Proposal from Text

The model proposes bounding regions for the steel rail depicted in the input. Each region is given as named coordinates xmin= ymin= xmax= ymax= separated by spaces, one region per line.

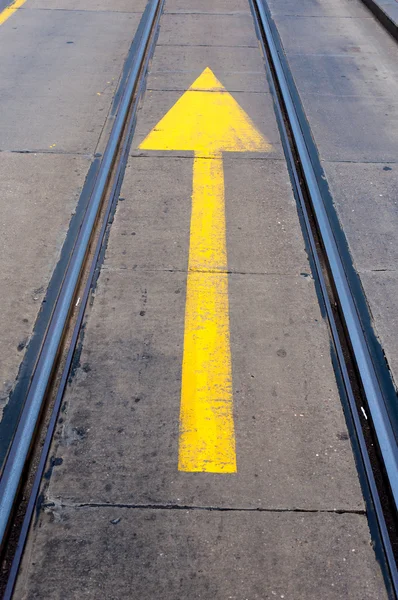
xmin=251 ymin=0 xmax=398 ymax=594
xmin=0 ymin=0 xmax=163 ymax=555
xmin=253 ymin=0 xmax=398 ymax=513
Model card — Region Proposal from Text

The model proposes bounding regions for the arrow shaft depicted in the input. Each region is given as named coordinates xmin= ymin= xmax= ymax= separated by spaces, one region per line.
xmin=178 ymin=154 xmax=237 ymax=473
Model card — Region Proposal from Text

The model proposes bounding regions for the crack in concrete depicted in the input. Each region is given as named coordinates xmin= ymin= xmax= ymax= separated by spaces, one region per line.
xmin=271 ymin=14 xmax=373 ymax=19
xmin=156 ymin=43 xmax=259 ymax=48
xmin=150 ymin=70 xmax=264 ymax=75
xmin=298 ymin=92 xmax=396 ymax=99
xmin=165 ymin=11 xmax=251 ymax=16
xmin=100 ymin=266 xmax=307 ymax=277
xmin=0 ymin=149 xmax=94 ymax=157
xmin=322 ymin=159 xmax=398 ymax=165
xmin=129 ymin=154 xmax=284 ymax=160
xmin=18 ymin=7 xmax=145 ymax=13
xmin=146 ymin=88 xmax=270 ymax=94
xmin=359 ymin=268 xmax=398 ymax=273
xmin=43 ymin=500 xmax=366 ymax=515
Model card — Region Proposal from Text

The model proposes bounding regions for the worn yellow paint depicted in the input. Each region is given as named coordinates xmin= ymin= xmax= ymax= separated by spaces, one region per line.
xmin=179 ymin=155 xmax=235 ymax=472
xmin=139 ymin=68 xmax=271 ymax=472
xmin=139 ymin=68 xmax=271 ymax=157
xmin=0 ymin=0 xmax=27 ymax=26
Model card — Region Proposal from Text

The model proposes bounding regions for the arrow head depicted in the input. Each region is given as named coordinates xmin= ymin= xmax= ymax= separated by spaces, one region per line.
xmin=139 ymin=68 xmax=272 ymax=156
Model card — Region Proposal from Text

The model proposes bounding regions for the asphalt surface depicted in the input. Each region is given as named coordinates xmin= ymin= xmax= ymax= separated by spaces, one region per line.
xmin=7 ymin=0 xmax=390 ymax=598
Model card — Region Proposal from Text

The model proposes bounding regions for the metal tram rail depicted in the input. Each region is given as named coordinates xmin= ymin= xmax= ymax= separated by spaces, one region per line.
xmin=0 ymin=0 xmax=164 ymax=595
xmin=249 ymin=0 xmax=398 ymax=596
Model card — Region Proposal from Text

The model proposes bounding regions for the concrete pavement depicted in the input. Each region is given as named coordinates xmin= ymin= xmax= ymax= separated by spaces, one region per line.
xmin=266 ymin=0 xmax=398 ymax=418
xmin=12 ymin=0 xmax=388 ymax=597
xmin=0 ymin=0 xmax=147 ymax=462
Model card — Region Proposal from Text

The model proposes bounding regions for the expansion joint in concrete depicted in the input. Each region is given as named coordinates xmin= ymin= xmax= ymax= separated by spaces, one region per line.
xmin=18 ymin=7 xmax=145 ymax=13
xmin=0 ymin=149 xmax=94 ymax=158
xmin=42 ymin=500 xmax=366 ymax=516
xmin=146 ymin=88 xmax=268 ymax=94
xmin=276 ymin=14 xmax=373 ymax=19
xmin=130 ymin=154 xmax=285 ymax=161
xmin=155 ymin=44 xmax=259 ymax=48
xmin=165 ymin=12 xmax=251 ymax=16
xmin=99 ymin=266 xmax=307 ymax=277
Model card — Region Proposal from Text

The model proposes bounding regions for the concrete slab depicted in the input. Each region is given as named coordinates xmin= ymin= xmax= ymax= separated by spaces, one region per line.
xmin=0 ymin=9 xmax=140 ymax=152
xmin=266 ymin=0 xmax=398 ymax=370
xmin=286 ymin=53 xmax=398 ymax=98
xmin=146 ymin=44 xmax=268 ymax=92
xmin=11 ymin=2 xmax=387 ymax=597
xmin=267 ymin=0 xmax=398 ymax=404
xmin=46 ymin=267 xmax=363 ymax=511
xmin=225 ymin=156 xmax=309 ymax=273
xmin=274 ymin=14 xmax=390 ymax=55
xmin=266 ymin=0 xmax=371 ymax=17
xmin=0 ymin=0 xmax=147 ymax=441
xmin=0 ymin=152 xmax=90 ymax=415
xmin=151 ymin=43 xmax=265 ymax=74
xmin=24 ymin=0 xmax=147 ymax=10
xmin=165 ymin=0 xmax=250 ymax=13
xmin=105 ymin=157 xmax=308 ymax=274
xmin=272 ymin=12 xmax=398 ymax=163
xmin=106 ymin=156 xmax=192 ymax=271
xmin=323 ymin=161 xmax=398 ymax=271
xmin=157 ymin=13 xmax=258 ymax=46
xmin=147 ymin=71 xmax=270 ymax=93
xmin=132 ymin=90 xmax=284 ymax=158
xmin=15 ymin=508 xmax=386 ymax=600
xmin=298 ymin=94 xmax=398 ymax=162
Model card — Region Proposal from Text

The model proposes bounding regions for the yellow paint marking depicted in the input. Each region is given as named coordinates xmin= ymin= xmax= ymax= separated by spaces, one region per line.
xmin=139 ymin=68 xmax=272 ymax=472
xmin=0 ymin=0 xmax=27 ymax=26
xmin=139 ymin=68 xmax=271 ymax=156
xmin=179 ymin=155 xmax=235 ymax=472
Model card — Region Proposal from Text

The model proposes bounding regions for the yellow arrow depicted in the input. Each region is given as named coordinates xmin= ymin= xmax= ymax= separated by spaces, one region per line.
xmin=140 ymin=68 xmax=272 ymax=473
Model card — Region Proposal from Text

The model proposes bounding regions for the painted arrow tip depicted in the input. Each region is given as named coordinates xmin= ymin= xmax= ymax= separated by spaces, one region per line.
xmin=139 ymin=67 xmax=273 ymax=155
